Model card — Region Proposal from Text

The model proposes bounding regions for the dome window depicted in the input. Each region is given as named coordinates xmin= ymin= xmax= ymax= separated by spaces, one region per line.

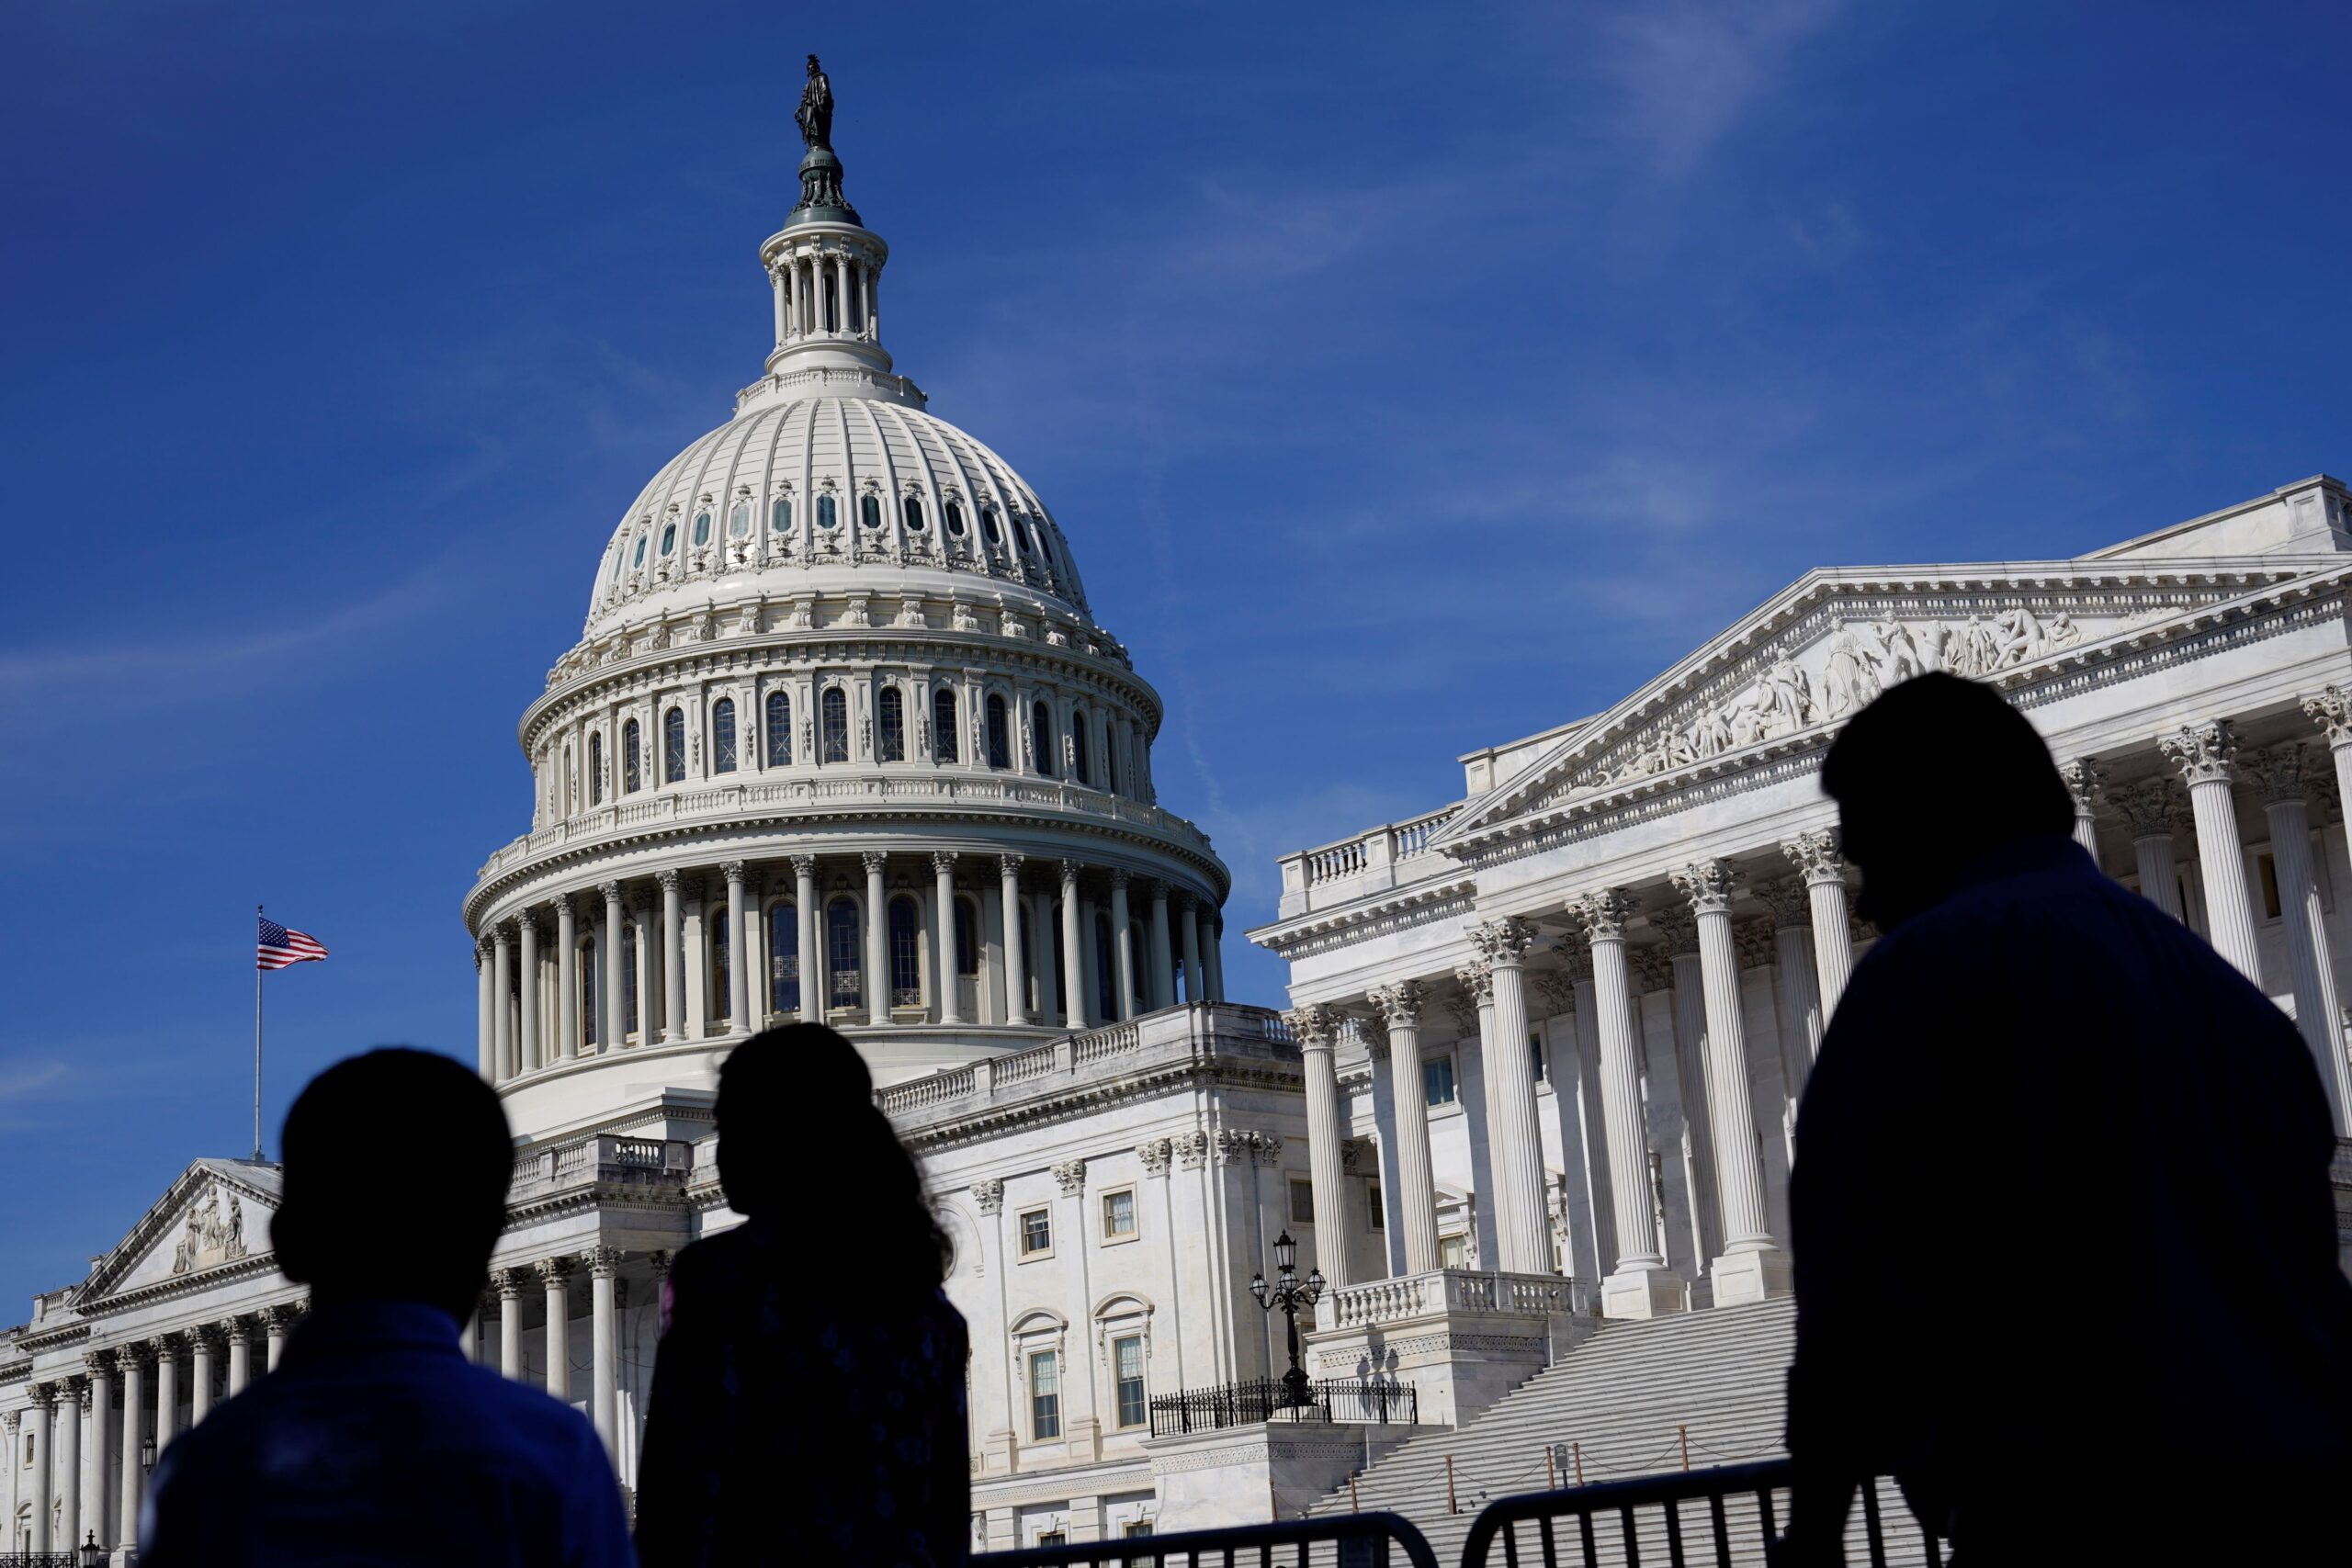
xmin=1030 ymin=701 xmax=1056 ymax=779
xmin=729 ymin=502 xmax=752 ymax=538
xmin=945 ymin=502 xmax=967 ymax=537
xmin=817 ymin=494 xmax=839 ymax=529
xmin=765 ymin=691 xmax=791 ymax=765
xmin=772 ymin=497 xmax=793 ymax=531
xmin=859 ymin=494 xmax=883 ymax=530
xmin=902 ymin=496 xmax=926 ymax=531
xmin=632 ymin=536 xmax=648 ymax=569
xmin=877 ymin=687 xmax=905 ymax=762
xmin=979 ymin=508 xmax=1002 ymax=546
xmin=820 ymin=688 xmax=850 ymax=763
xmin=1015 ymin=517 xmax=1037 ymax=554
xmin=692 ymin=510 xmax=713 ymax=547
xmin=713 ymin=697 xmax=738 ymax=774
xmin=933 ymin=688 xmax=959 ymax=762
xmin=588 ymin=732 xmax=605 ymax=804
xmin=660 ymin=523 xmax=678 ymax=557
xmin=663 ymin=706 xmax=687 ymax=784
xmin=985 ymin=694 xmax=1011 ymax=771
xmin=1071 ymin=710 xmax=1091 ymax=787
xmin=623 ymin=719 xmax=642 ymax=793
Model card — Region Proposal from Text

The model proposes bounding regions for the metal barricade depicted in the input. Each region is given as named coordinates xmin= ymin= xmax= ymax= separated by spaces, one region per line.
xmin=976 ymin=1510 xmax=1442 ymax=1568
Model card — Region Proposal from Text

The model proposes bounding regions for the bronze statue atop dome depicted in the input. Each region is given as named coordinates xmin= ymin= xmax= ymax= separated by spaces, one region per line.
xmin=796 ymin=54 xmax=833 ymax=150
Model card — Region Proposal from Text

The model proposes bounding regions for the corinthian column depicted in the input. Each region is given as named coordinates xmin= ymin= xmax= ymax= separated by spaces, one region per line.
xmin=2249 ymin=744 xmax=2352 ymax=1131
xmin=723 ymin=862 xmax=752 ymax=1033
xmin=55 ymin=1378 xmax=79 ymax=1554
xmin=491 ymin=925 xmax=514 ymax=1083
xmin=2303 ymin=686 xmax=2352 ymax=874
xmin=475 ymin=939 xmax=494 ymax=1080
xmin=587 ymin=1247 xmax=621 ymax=1457
xmin=538 ymin=1258 xmax=572 ymax=1403
xmin=25 ymin=1385 xmax=51 ymax=1551
xmin=599 ymin=881 xmax=625 ymax=1051
xmin=1758 ymin=878 xmax=1822 ymax=1079
xmin=2160 ymin=720 xmax=2262 ymax=982
xmin=492 ymin=1269 xmax=524 ymax=1380
xmin=1286 ymin=1004 xmax=1352 ymax=1285
xmin=118 ymin=1347 xmax=145 ymax=1547
xmin=794 ymin=855 xmax=820 ymax=1023
xmin=2058 ymin=758 xmax=2108 ymax=867
xmin=999 ymin=854 xmax=1030 ymax=1025
xmin=1781 ymin=830 xmax=1854 ymax=1019
xmin=1059 ymin=861 xmax=1090 ymax=1030
xmin=1471 ymin=917 xmax=1551 ymax=1275
xmin=659 ymin=869 xmax=686 ymax=1042
xmin=933 ymin=852 xmax=964 ymax=1025
xmin=1108 ymin=870 xmax=1135 ymax=1021
xmin=1572 ymin=893 xmax=1683 ymax=1317
xmin=83 ymin=1354 xmax=110 ymax=1548
xmin=1671 ymin=860 xmax=1791 ymax=1304
xmin=1368 ymin=981 xmax=1440 ymax=1274
xmin=864 ymin=852 xmax=891 ymax=1025
xmin=2111 ymin=779 xmax=2186 ymax=920
xmin=516 ymin=909 xmax=541 ymax=1072
xmin=554 ymin=895 xmax=579 ymax=1060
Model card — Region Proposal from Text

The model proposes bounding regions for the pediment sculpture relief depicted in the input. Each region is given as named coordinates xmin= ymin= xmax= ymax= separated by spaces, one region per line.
xmin=169 ymin=1187 xmax=251 ymax=1277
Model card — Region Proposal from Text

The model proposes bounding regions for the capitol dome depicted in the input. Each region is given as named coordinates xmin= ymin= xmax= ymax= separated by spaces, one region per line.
xmin=463 ymin=91 xmax=1233 ymax=1138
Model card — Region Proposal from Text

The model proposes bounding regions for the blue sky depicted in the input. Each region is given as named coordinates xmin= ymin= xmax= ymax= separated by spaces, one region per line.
xmin=4 ymin=0 xmax=2347 ymax=1308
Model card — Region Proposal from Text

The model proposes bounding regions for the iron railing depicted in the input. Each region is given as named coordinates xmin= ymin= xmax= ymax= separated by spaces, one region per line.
xmin=975 ymin=1510 xmax=1440 ymax=1568
xmin=1459 ymin=1460 xmax=1947 ymax=1568
xmin=1148 ymin=1378 xmax=1419 ymax=1438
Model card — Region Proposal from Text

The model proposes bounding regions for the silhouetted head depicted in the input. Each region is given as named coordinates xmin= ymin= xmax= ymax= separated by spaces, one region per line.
xmin=717 ymin=1025 xmax=948 ymax=1286
xmin=270 ymin=1048 xmax=511 ymax=1324
xmin=1820 ymin=671 xmax=2074 ymax=930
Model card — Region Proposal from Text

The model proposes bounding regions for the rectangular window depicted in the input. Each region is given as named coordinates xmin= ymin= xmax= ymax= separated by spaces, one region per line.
xmin=1440 ymin=1234 xmax=1468 ymax=1269
xmin=1029 ymin=1350 xmax=1061 ymax=1440
xmin=1531 ymin=1030 xmax=1546 ymax=1082
xmin=1423 ymin=1055 xmax=1457 ymax=1108
xmin=1020 ymin=1208 xmax=1052 ymax=1257
xmin=1126 ymin=1520 xmax=1158 ymax=1568
xmin=1036 ymin=1532 xmax=1067 ymax=1547
xmin=1114 ymin=1334 xmax=1147 ymax=1428
xmin=1367 ymin=1180 xmax=1385 ymax=1232
xmin=1289 ymin=1177 xmax=1316 ymax=1226
xmin=2258 ymin=852 xmax=2282 ymax=919
xmin=1101 ymin=1188 xmax=1136 ymax=1241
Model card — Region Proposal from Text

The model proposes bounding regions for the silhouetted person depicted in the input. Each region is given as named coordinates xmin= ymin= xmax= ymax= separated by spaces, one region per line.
xmin=143 ymin=1049 xmax=632 ymax=1567
xmin=1778 ymin=673 xmax=2352 ymax=1565
xmin=636 ymin=1025 xmax=968 ymax=1568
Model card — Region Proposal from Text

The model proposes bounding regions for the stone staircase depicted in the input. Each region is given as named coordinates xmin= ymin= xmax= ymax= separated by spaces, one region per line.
xmin=1306 ymin=1299 xmax=1938 ymax=1565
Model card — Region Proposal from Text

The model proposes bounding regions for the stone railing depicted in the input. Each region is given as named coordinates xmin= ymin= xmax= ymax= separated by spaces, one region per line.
xmin=476 ymin=773 xmax=1216 ymax=886
xmin=1316 ymin=1268 xmax=1580 ymax=1331
xmin=1276 ymin=804 xmax=1463 ymax=918
xmin=875 ymin=1002 xmax=1297 ymax=1128
xmin=510 ymin=1134 xmax=694 ymax=1198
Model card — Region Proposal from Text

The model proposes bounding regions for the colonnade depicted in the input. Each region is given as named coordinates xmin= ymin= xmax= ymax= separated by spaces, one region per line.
xmin=1290 ymin=693 xmax=2352 ymax=1322
xmin=478 ymin=1247 xmax=637 ymax=1461
xmin=475 ymin=852 xmax=1227 ymax=1083
xmin=769 ymin=241 xmax=879 ymax=347
xmin=14 ymin=1306 xmax=297 ymax=1551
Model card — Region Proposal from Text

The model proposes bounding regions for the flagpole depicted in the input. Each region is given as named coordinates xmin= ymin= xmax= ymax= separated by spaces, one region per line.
xmin=254 ymin=902 xmax=265 ymax=1161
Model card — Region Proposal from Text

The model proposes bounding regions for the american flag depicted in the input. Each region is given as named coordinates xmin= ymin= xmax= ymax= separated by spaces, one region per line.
xmin=257 ymin=917 xmax=329 ymax=971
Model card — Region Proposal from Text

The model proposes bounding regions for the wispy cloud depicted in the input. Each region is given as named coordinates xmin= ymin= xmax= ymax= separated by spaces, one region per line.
xmin=1598 ymin=0 xmax=1843 ymax=175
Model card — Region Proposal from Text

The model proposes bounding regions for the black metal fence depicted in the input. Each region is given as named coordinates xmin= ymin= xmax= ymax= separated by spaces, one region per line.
xmin=1459 ymin=1460 xmax=1946 ymax=1568
xmin=1148 ymin=1378 xmax=1420 ymax=1438
xmin=975 ymin=1510 xmax=1441 ymax=1568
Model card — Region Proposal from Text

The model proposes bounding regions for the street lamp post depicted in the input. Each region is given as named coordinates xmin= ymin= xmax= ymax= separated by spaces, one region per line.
xmin=1249 ymin=1229 xmax=1326 ymax=1412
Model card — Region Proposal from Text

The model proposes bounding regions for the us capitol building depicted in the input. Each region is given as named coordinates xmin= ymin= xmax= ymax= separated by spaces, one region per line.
xmin=6 ymin=70 xmax=2352 ymax=1560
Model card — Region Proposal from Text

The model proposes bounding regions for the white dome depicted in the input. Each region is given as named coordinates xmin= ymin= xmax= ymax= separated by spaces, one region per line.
xmin=583 ymin=395 xmax=1090 ymax=642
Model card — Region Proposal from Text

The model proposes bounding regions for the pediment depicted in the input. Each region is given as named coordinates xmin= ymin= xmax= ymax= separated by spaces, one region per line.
xmin=82 ymin=1159 xmax=281 ymax=1303
xmin=1432 ymin=558 xmax=2337 ymax=853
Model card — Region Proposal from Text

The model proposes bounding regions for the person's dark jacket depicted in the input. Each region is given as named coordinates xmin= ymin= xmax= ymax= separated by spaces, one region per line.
xmin=635 ymin=1216 xmax=969 ymax=1568
xmin=1788 ymin=834 xmax=2352 ymax=1517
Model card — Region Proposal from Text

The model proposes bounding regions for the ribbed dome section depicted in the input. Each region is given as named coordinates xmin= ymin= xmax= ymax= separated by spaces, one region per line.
xmin=584 ymin=396 xmax=1088 ymax=641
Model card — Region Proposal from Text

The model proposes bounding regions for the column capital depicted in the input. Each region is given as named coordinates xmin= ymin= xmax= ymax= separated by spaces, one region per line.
xmin=2302 ymin=685 xmax=2352 ymax=747
xmin=1734 ymin=916 xmax=1779 ymax=972
xmin=970 ymin=1179 xmax=1006 ymax=1214
xmin=1453 ymin=960 xmax=1495 ymax=1008
xmin=860 ymin=850 xmax=888 ymax=876
xmin=1352 ymin=1010 xmax=1390 ymax=1055
xmin=536 ymin=1257 xmax=575 ymax=1286
xmin=514 ymin=907 xmax=539 ymax=934
xmin=1531 ymin=968 xmax=1578 ymax=1014
xmin=551 ymin=892 xmax=573 ymax=919
xmin=998 ymin=852 xmax=1024 ymax=877
xmin=224 ymin=1314 xmax=261 ymax=1347
xmin=721 ymin=860 xmax=748 ymax=887
xmin=492 ymin=921 xmax=512 ymax=948
xmin=1146 ymin=877 xmax=1170 ymax=903
xmin=2158 ymin=719 xmax=2240 ymax=785
xmin=647 ymin=1248 xmax=673 ymax=1281
xmin=2245 ymin=741 xmax=2316 ymax=807
xmin=1135 ymin=1138 xmax=1173 ymax=1177
xmin=1107 ymin=866 xmax=1130 ymax=891
xmin=490 ymin=1267 xmax=526 ymax=1300
xmin=1283 ymin=1003 xmax=1340 ymax=1050
xmin=584 ymin=1246 xmax=624 ymax=1279
xmin=2111 ymin=776 xmax=2182 ymax=838
xmin=1781 ymin=828 xmax=1845 ymax=886
xmin=1649 ymin=906 xmax=1701 ymax=955
xmin=1629 ymin=943 xmax=1675 ymax=995
xmin=931 ymin=850 xmax=958 ymax=875
xmin=1753 ymin=875 xmax=1811 ymax=930
xmin=1057 ymin=858 xmax=1081 ymax=886
xmin=27 ymin=1381 xmax=55 ymax=1410
xmin=1670 ymin=859 xmax=1737 ymax=916
xmin=152 ymin=1332 xmax=184 ymax=1360
xmin=1547 ymin=931 xmax=1595 ymax=984
xmin=1470 ymin=915 xmax=1537 ymax=965
xmin=2057 ymin=756 xmax=2108 ymax=812
xmin=84 ymin=1348 xmax=117 ymax=1377
xmin=791 ymin=853 xmax=820 ymax=878
xmin=1569 ymin=887 xmax=1638 ymax=940
xmin=266 ymin=1302 xmax=302 ymax=1330
xmin=1366 ymin=978 xmax=1427 ymax=1029
xmin=1050 ymin=1158 xmax=1087 ymax=1196
xmin=655 ymin=867 xmax=683 ymax=894
xmin=597 ymin=879 xmax=623 ymax=902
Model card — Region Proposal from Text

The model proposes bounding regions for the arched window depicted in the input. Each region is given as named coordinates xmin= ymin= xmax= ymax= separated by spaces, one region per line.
xmin=660 ymin=522 xmax=677 ymax=556
xmin=765 ymin=691 xmax=792 ymax=765
xmin=581 ymin=933 xmax=600 ymax=1048
xmin=588 ymin=732 xmax=605 ymax=805
xmin=771 ymin=495 xmax=792 ymax=532
xmin=728 ymin=501 xmax=751 ymax=538
xmin=877 ymin=687 xmax=905 ymax=762
xmin=1094 ymin=914 xmax=1115 ymax=1023
xmin=632 ymin=535 xmax=648 ymax=568
xmin=980 ymin=507 xmax=1002 ymax=546
xmin=817 ymin=493 xmax=838 ymax=529
xmin=1070 ymin=710 xmax=1091 ymax=787
xmin=692 ymin=510 xmax=712 ymax=547
xmin=1031 ymin=702 xmax=1056 ymax=778
xmin=623 ymin=719 xmax=642 ymax=793
xmin=709 ymin=909 xmax=730 ymax=1024
xmin=945 ymin=502 xmax=967 ymax=537
xmin=663 ymin=707 xmax=686 ymax=784
xmin=827 ymin=897 xmax=862 ymax=1010
xmin=933 ymin=688 xmax=959 ymax=763
xmin=859 ymin=494 xmax=882 ymax=530
xmin=902 ymin=495 xmax=926 ymax=531
xmin=956 ymin=897 xmax=980 ymax=977
xmin=768 ymin=902 xmax=799 ymax=1014
xmin=713 ymin=698 xmax=738 ymax=774
xmin=986 ymin=695 xmax=1011 ymax=770
xmin=821 ymin=688 xmax=850 ymax=763
xmin=888 ymin=897 xmax=922 ymax=1008
xmin=621 ymin=918 xmax=639 ymax=1040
